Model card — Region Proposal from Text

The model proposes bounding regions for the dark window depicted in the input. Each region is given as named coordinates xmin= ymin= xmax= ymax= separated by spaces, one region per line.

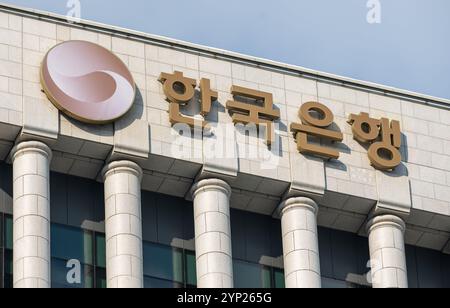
xmin=51 ymin=224 xmax=93 ymax=265
xmin=50 ymin=223 xmax=105 ymax=288
xmin=318 ymin=227 xmax=371 ymax=288
xmin=0 ymin=248 xmax=3 ymax=289
xmin=3 ymin=215 xmax=12 ymax=288
xmin=94 ymin=233 xmax=106 ymax=288
xmin=234 ymin=260 xmax=269 ymax=288
xmin=95 ymin=233 xmax=106 ymax=268
xmin=4 ymin=249 xmax=12 ymax=288
xmin=95 ymin=267 xmax=107 ymax=289
xmin=233 ymin=260 xmax=284 ymax=288
xmin=143 ymin=242 xmax=184 ymax=283
xmin=144 ymin=276 xmax=183 ymax=288
xmin=322 ymin=277 xmax=350 ymax=288
xmin=51 ymin=258 xmax=95 ymax=288
xmin=4 ymin=216 xmax=12 ymax=251
xmin=406 ymin=244 xmax=450 ymax=288
xmin=143 ymin=241 xmax=196 ymax=288
xmin=273 ymin=268 xmax=285 ymax=288
xmin=185 ymin=250 xmax=197 ymax=287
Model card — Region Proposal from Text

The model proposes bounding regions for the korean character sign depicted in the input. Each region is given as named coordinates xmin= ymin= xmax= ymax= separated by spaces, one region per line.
xmin=226 ymin=86 xmax=280 ymax=147
xmin=348 ymin=112 xmax=402 ymax=171
xmin=159 ymin=71 xmax=218 ymax=128
xmin=290 ymin=102 xmax=344 ymax=160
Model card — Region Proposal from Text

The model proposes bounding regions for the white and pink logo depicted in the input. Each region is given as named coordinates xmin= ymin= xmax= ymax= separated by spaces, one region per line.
xmin=40 ymin=40 xmax=135 ymax=124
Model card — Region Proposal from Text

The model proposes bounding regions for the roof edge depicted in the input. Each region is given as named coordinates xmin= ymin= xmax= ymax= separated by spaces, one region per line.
xmin=1 ymin=2 xmax=450 ymax=109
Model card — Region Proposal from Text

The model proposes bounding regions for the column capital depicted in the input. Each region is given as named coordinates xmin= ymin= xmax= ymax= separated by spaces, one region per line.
xmin=191 ymin=178 xmax=231 ymax=199
xmin=366 ymin=214 xmax=406 ymax=235
xmin=10 ymin=141 xmax=52 ymax=162
xmin=102 ymin=160 xmax=143 ymax=182
xmin=276 ymin=196 xmax=318 ymax=218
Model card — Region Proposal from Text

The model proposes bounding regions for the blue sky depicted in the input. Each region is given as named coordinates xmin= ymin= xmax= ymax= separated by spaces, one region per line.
xmin=3 ymin=0 xmax=450 ymax=99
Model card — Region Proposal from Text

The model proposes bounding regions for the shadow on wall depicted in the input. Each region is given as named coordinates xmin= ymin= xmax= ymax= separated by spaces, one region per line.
xmin=327 ymin=131 xmax=410 ymax=177
xmin=118 ymin=88 xmax=146 ymax=127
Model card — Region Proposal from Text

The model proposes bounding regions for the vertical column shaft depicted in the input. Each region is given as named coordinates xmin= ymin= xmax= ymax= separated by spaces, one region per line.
xmin=367 ymin=214 xmax=408 ymax=288
xmin=102 ymin=160 xmax=143 ymax=288
xmin=191 ymin=179 xmax=233 ymax=288
xmin=11 ymin=141 xmax=52 ymax=288
xmin=278 ymin=197 xmax=321 ymax=288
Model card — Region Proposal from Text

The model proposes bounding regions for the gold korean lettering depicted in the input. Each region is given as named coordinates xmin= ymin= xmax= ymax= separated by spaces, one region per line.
xmin=226 ymin=86 xmax=280 ymax=146
xmin=159 ymin=71 xmax=217 ymax=128
xmin=348 ymin=112 xmax=402 ymax=171
xmin=290 ymin=102 xmax=343 ymax=159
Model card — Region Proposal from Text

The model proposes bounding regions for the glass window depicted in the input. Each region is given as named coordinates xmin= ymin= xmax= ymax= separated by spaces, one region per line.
xmin=50 ymin=224 xmax=105 ymax=288
xmin=0 ymin=214 xmax=2 ymax=248
xmin=321 ymin=277 xmax=369 ymax=288
xmin=94 ymin=233 xmax=106 ymax=288
xmin=261 ymin=267 xmax=272 ymax=288
xmin=322 ymin=277 xmax=349 ymax=288
xmin=0 ymin=248 xmax=2 ymax=288
xmin=142 ymin=241 xmax=197 ymax=288
xmin=144 ymin=276 xmax=183 ymax=288
xmin=185 ymin=250 xmax=197 ymax=287
xmin=233 ymin=260 xmax=272 ymax=288
xmin=95 ymin=267 xmax=107 ymax=289
xmin=143 ymin=242 xmax=183 ymax=283
xmin=3 ymin=215 xmax=13 ymax=289
xmin=233 ymin=260 xmax=285 ymax=289
xmin=4 ymin=216 xmax=12 ymax=250
xmin=51 ymin=224 xmax=93 ymax=265
xmin=51 ymin=258 xmax=94 ymax=288
xmin=95 ymin=233 xmax=106 ymax=269
xmin=273 ymin=269 xmax=285 ymax=288
xmin=4 ymin=249 xmax=12 ymax=289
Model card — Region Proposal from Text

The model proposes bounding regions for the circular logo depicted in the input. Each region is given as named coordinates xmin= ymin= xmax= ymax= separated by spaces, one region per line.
xmin=40 ymin=40 xmax=136 ymax=124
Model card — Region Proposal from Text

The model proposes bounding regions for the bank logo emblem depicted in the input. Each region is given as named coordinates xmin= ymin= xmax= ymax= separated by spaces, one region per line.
xmin=40 ymin=40 xmax=136 ymax=124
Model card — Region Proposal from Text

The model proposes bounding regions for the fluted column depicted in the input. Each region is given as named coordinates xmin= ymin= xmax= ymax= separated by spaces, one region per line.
xmin=191 ymin=179 xmax=233 ymax=288
xmin=102 ymin=161 xmax=143 ymax=288
xmin=11 ymin=141 xmax=52 ymax=288
xmin=278 ymin=197 xmax=321 ymax=288
xmin=367 ymin=214 xmax=408 ymax=288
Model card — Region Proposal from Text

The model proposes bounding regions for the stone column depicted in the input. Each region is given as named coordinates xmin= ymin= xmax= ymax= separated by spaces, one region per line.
xmin=191 ymin=179 xmax=233 ymax=288
xmin=102 ymin=161 xmax=143 ymax=288
xmin=278 ymin=197 xmax=321 ymax=288
xmin=11 ymin=141 xmax=52 ymax=288
xmin=366 ymin=214 xmax=408 ymax=288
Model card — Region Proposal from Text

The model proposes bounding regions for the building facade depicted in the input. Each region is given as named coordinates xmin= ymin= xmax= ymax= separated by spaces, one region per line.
xmin=0 ymin=3 xmax=449 ymax=288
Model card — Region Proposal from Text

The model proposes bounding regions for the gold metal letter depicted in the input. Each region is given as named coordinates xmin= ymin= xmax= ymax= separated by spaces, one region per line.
xmin=348 ymin=113 xmax=402 ymax=171
xmin=226 ymin=86 xmax=280 ymax=146
xmin=159 ymin=71 xmax=217 ymax=128
xmin=290 ymin=102 xmax=343 ymax=160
